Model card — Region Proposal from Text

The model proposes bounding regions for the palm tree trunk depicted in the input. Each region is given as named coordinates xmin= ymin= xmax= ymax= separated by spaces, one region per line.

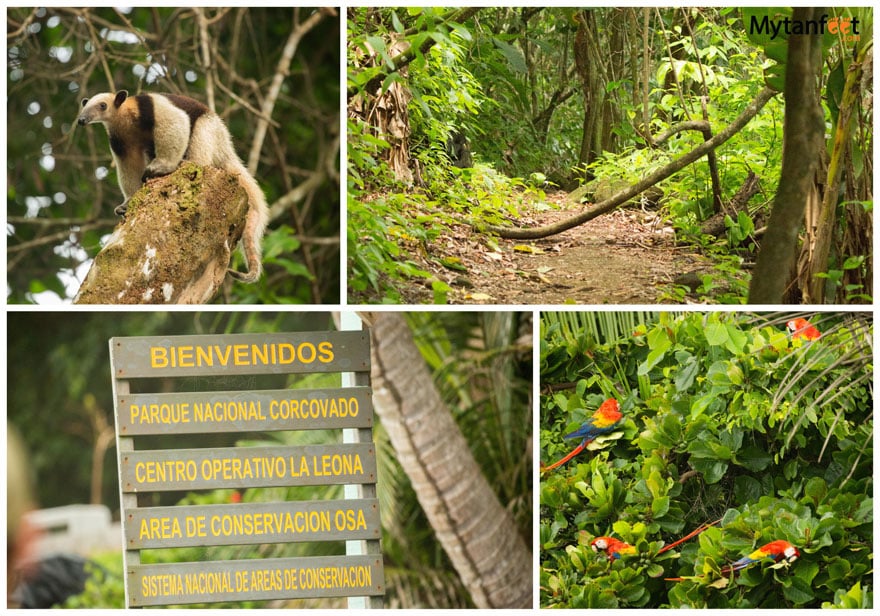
xmin=361 ymin=312 xmax=532 ymax=608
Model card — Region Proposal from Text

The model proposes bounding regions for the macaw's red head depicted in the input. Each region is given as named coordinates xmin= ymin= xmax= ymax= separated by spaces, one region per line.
xmin=762 ymin=539 xmax=800 ymax=562
xmin=590 ymin=537 xmax=612 ymax=552
xmin=787 ymin=318 xmax=821 ymax=341
xmin=781 ymin=543 xmax=800 ymax=562
xmin=596 ymin=398 xmax=622 ymax=423
xmin=590 ymin=536 xmax=634 ymax=560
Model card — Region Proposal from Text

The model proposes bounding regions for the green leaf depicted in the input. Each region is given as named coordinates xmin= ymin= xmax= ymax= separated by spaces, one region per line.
xmin=733 ymin=475 xmax=761 ymax=504
xmin=690 ymin=458 xmax=727 ymax=484
xmin=704 ymin=322 xmax=728 ymax=346
xmin=734 ymin=446 xmax=772 ymax=471
xmin=724 ymin=324 xmax=748 ymax=355
xmin=827 ymin=558 xmax=851 ymax=581
xmin=674 ymin=356 xmax=700 ymax=392
xmin=647 ymin=325 xmax=672 ymax=353
xmin=843 ymin=255 xmax=865 ymax=270
xmin=390 ymin=11 xmax=404 ymax=33
xmin=567 ymin=545 xmax=586 ymax=572
xmin=366 ymin=35 xmax=393 ymax=67
xmin=783 ymin=575 xmax=815 ymax=604
xmin=764 ymin=63 xmax=786 ymax=91
xmin=804 ymin=477 xmax=827 ymax=504
xmin=652 ymin=495 xmax=670 ymax=518
xmin=612 ymin=520 xmax=632 ymax=536
xmin=492 ymin=37 xmax=527 ymax=73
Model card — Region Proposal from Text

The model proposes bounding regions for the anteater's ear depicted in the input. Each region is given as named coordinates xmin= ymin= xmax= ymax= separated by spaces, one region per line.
xmin=114 ymin=90 xmax=129 ymax=107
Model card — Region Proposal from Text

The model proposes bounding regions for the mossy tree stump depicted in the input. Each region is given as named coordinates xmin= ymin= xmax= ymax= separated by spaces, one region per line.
xmin=74 ymin=163 xmax=248 ymax=304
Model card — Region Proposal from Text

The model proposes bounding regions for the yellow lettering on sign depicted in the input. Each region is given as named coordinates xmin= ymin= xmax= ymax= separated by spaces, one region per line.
xmin=185 ymin=516 xmax=207 ymax=537
xmin=313 ymin=454 xmax=364 ymax=477
xmin=139 ymin=516 xmax=182 ymax=540
xmin=183 ymin=571 xmax=232 ymax=595
xmin=192 ymin=401 xmax=266 ymax=423
xmin=134 ymin=459 xmax=198 ymax=484
xmin=177 ymin=345 xmax=194 ymax=367
xmin=150 ymin=347 xmax=168 ymax=368
xmin=132 ymin=453 xmax=367 ymax=486
xmin=146 ymin=342 xmax=337 ymax=370
xmin=199 ymin=455 xmax=287 ymax=481
xmin=233 ymin=343 xmax=249 ymax=365
xmin=141 ymin=573 xmax=183 ymax=597
xmin=334 ymin=508 xmax=367 ymax=531
xmin=296 ymin=565 xmax=372 ymax=590
xmin=289 ymin=456 xmax=311 ymax=477
xmin=130 ymin=402 xmax=191 ymax=425
xmin=317 ymin=341 xmax=334 ymax=363
xmin=269 ymin=396 xmax=359 ymax=420
xmin=250 ymin=568 xmax=283 ymax=592
xmin=206 ymin=510 xmax=336 ymax=538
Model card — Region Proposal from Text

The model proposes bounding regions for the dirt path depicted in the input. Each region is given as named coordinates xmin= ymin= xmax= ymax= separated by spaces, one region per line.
xmin=357 ymin=192 xmax=715 ymax=304
xmin=494 ymin=209 xmax=709 ymax=304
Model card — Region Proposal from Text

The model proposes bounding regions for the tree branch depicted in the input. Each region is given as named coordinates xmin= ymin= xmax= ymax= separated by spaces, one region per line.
xmin=247 ymin=7 xmax=333 ymax=173
xmin=485 ymin=86 xmax=778 ymax=239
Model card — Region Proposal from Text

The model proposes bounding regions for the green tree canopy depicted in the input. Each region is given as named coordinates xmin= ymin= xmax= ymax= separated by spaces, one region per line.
xmin=540 ymin=311 xmax=872 ymax=608
xmin=8 ymin=8 xmax=340 ymax=304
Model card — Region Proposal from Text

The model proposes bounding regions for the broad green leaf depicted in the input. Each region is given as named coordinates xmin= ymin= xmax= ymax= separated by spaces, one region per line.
xmin=704 ymin=322 xmax=728 ymax=346
xmin=652 ymin=496 xmax=670 ymax=517
xmin=783 ymin=576 xmax=815 ymax=604
xmin=492 ymin=37 xmax=527 ymax=73
xmin=734 ymin=446 xmax=772 ymax=471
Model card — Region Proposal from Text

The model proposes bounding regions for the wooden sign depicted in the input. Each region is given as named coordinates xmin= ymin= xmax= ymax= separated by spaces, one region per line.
xmin=117 ymin=387 xmax=374 ymax=435
xmin=111 ymin=331 xmax=371 ymax=377
xmin=125 ymin=498 xmax=381 ymax=549
xmin=128 ymin=554 xmax=384 ymax=606
xmin=120 ymin=444 xmax=377 ymax=492
xmin=110 ymin=330 xmax=383 ymax=607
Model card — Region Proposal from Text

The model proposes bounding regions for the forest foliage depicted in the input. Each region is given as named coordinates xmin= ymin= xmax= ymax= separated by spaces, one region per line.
xmin=348 ymin=8 xmax=872 ymax=305
xmin=7 ymin=7 xmax=340 ymax=304
xmin=539 ymin=312 xmax=872 ymax=608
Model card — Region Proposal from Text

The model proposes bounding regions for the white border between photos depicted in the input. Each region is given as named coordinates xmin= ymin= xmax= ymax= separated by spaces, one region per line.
xmin=4 ymin=2 xmax=879 ymax=612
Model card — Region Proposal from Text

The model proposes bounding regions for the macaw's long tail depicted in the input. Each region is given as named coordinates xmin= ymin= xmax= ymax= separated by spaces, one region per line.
xmin=657 ymin=518 xmax=721 ymax=555
xmin=541 ymin=442 xmax=586 ymax=472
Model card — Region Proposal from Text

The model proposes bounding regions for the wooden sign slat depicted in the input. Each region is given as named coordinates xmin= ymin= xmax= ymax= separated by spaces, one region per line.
xmin=128 ymin=554 xmax=385 ymax=606
xmin=117 ymin=387 xmax=373 ymax=435
xmin=120 ymin=444 xmax=377 ymax=492
xmin=125 ymin=498 xmax=381 ymax=549
xmin=110 ymin=331 xmax=370 ymax=378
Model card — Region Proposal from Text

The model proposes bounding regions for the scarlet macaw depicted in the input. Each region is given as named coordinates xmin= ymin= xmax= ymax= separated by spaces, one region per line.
xmin=665 ymin=539 xmax=800 ymax=581
xmin=542 ymin=398 xmax=622 ymax=471
xmin=591 ymin=536 xmax=636 ymax=560
xmin=591 ymin=519 xmax=718 ymax=563
xmin=787 ymin=317 xmax=821 ymax=341
xmin=720 ymin=540 xmax=800 ymax=574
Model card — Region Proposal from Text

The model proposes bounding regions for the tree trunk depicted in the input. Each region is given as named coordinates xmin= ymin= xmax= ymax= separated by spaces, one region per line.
xmin=748 ymin=7 xmax=825 ymax=303
xmin=805 ymin=42 xmax=871 ymax=303
xmin=361 ymin=312 xmax=532 ymax=609
xmin=74 ymin=163 xmax=248 ymax=304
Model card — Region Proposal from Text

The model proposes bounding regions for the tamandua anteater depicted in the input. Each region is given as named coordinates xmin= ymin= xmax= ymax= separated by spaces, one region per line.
xmin=78 ymin=90 xmax=269 ymax=283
